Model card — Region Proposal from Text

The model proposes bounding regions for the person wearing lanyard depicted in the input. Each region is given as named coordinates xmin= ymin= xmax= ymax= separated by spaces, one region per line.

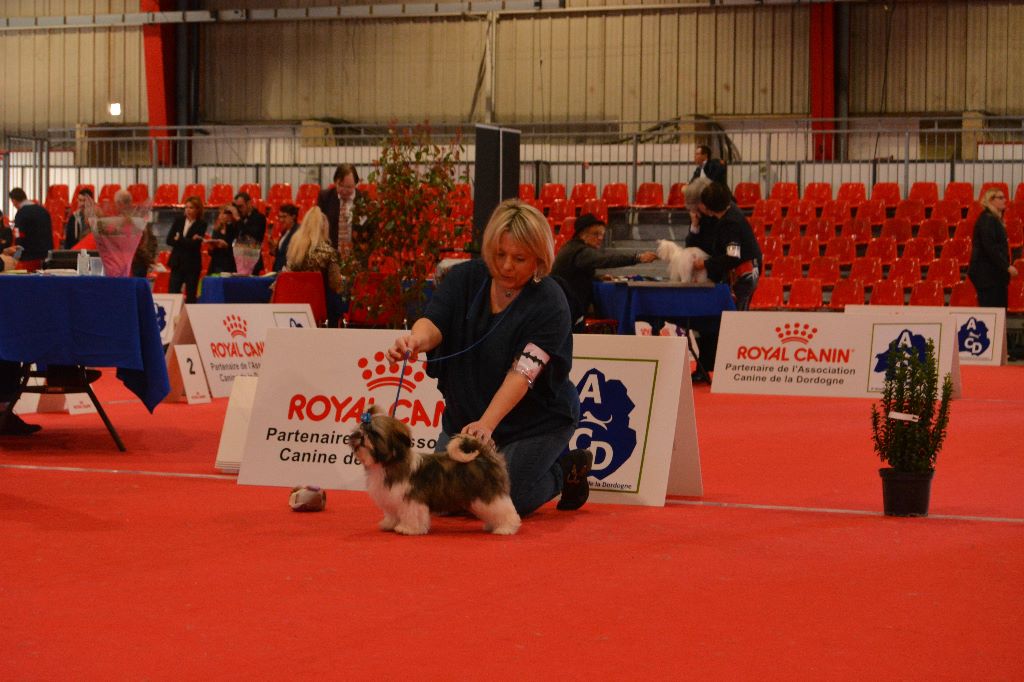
xmin=688 ymin=181 xmax=762 ymax=383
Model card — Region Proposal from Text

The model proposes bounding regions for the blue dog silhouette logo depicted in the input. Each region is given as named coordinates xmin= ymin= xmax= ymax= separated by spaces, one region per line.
xmin=153 ymin=302 xmax=167 ymax=332
xmin=957 ymin=316 xmax=990 ymax=357
xmin=569 ymin=369 xmax=637 ymax=479
xmin=873 ymin=328 xmax=928 ymax=373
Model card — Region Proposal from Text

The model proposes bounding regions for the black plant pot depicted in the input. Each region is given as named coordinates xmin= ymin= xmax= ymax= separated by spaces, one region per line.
xmin=879 ymin=468 xmax=934 ymax=517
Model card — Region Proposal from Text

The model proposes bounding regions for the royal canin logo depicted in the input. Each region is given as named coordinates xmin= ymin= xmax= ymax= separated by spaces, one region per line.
xmin=776 ymin=322 xmax=817 ymax=344
xmin=223 ymin=315 xmax=248 ymax=338
xmin=358 ymin=352 xmax=427 ymax=391
xmin=286 ymin=353 xmax=443 ymax=427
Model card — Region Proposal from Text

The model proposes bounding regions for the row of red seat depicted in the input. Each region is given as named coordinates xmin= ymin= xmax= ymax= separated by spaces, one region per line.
xmin=748 ymin=277 xmax=1024 ymax=311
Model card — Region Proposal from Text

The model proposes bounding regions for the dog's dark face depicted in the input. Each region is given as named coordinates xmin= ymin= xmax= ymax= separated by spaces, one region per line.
xmin=350 ymin=412 xmax=412 ymax=468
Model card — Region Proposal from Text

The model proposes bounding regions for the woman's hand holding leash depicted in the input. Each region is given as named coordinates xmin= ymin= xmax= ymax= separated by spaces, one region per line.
xmin=388 ymin=335 xmax=420 ymax=363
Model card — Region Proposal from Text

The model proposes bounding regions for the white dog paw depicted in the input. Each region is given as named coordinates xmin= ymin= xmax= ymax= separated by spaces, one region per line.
xmin=378 ymin=516 xmax=398 ymax=531
xmin=394 ymin=524 xmax=428 ymax=536
xmin=490 ymin=524 xmax=520 ymax=535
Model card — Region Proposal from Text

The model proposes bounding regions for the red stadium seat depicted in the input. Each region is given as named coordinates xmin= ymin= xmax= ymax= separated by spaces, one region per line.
xmin=888 ymin=257 xmax=921 ymax=289
xmin=924 ymin=258 xmax=962 ymax=288
xmin=908 ymin=182 xmax=939 ymax=209
xmin=539 ymin=183 xmax=567 ymax=211
xmin=356 ymin=182 xmax=378 ymax=201
xmin=296 ymin=183 xmax=321 ymax=208
xmin=902 ymin=237 xmax=936 ymax=263
xmin=750 ymin=277 xmax=784 ymax=310
xmin=790 ymin=236 xmax=821 ymax=263
xmin=857 ymin=199 xmax=886 ymax=225
xmin=519 ymin=183 xmax=535 ymax=201
xmin=47 ymin=184 xmax=70 ymax=205
xmin=1005 ymin=217 xmax=1023 ymax=249
xmin=953 ymin=218 xmax=975 ymax=242
xmin=979 ymin=182 xmax=1010 ymax=202
xmin=98 ymin=184 xmax=121 ymax=205
xmin=1015 ymin=183 xmax=1024 ymax=205
xmin=733 ymin=182 xmax=762 ymax=210
xmin=580 ymin=198 xmax=609 ymax=224
xmin=930 ymin=200 xmax=963 ymax=227
xmin=153 ymin=184 xmax=179 ymax=208
xmin=769 ymin=255 xmax=802 ymax=284
xmin=1008 ymin=279 xmax=1024 ymax=313
xmin=870 ymin=279 xmax=905 ymax=306
xmin=802 ymin=182 xmax=832 ymax=208
xmin=208 ymin=184 xmax=234 ymax=207
xmin=182 ymin=183 xmax=206 ymax=205
xmin=839 ymin=218 xmax=873 ymax=245
xmin=909 ymin=280 xmax=945 ymax=306
xmin=127 ymin=183 xmax=149 ymax=205
xmin=774 ymin=217 xmax=801 ymax=245
xmin=944 ymin=182 xmax=974 ymax=208
xmin=268 ymin=183 xmax=293 ymax=206
xmin=807 ymin=256 xmax=840 ymax=286
xmin=547 ymin=199 xmax=569 ymax=229
xmin=239 ymin=183 xmax=262 ymax=201
xmin=865 ymin=236 xmax=898 ymax=265
xmin=829 ymin=279 xmax=866 ymax=310
xmin=849 ymin=257 xmax=884 ymax=288
xmin=940 ymin=238 xmax=971 ymax=268
xmin=601 ymin=183 xmax=629 ymax=210
xmin=632 ymin=182 xmax=664 ymax=209
xmin=788 ymin=200 xmax=818 ymax=226
xmin=760 ymin=236 xmax=783 ymax=266
xmin=665 ymin=183 xmax=687 ymax=209
xmin=871 ymin=182 xmax=901 ymax=209
xmin=917 ymin=219 xmax=950 ymax=247
xmin=806 ymin=218 xmax=836 ymax=245
xmin=569 ymin=183 xmax=597 ymax=207
xmin=836 ymin=182 xmax=867 ymax=209
xmin=787 ymin=278 xmax=823 ymax=310
xmin=769 ymin=182 xmax=799 ymax=205
xmin=949 ymin=280 xmax=978 ymax=307
xmin=824 ymin=236 xmax=856 ymax=266
xmin=272 ymin=272 xmax=328 ymax=327
xmin=749 ymin=217 xmax=767 ymax=242
xmin=880 ymin=217 xmax=913 ymax=244
xmin=821 ymin=200 xmax=853 ymax=224
xmin=753 ymin=199 xmax=784 ymax=227
xmin=894 ymin=200 xmax=926 ymax=226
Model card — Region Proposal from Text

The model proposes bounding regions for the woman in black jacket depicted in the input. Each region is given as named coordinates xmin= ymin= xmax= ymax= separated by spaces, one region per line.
xmin=166 ymin=195 xmax=208 ymax=302
xmin=968 ymin=188 xmax=1018 ymax=308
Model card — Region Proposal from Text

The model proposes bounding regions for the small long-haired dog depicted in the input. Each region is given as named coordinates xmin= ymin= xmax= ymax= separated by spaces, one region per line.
xmin=657 ymin=239 xmax=710 ymax=284
xmin=350 ymin=408 xmax=521 ymax=536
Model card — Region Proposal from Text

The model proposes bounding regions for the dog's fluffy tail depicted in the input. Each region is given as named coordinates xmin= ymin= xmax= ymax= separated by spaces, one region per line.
xmin=447 ymin=436 xmax=483 ymax=463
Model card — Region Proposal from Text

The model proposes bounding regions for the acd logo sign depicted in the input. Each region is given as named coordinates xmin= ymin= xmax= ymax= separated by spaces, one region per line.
xmin=569 ymin=368 xmax=638 ymax=479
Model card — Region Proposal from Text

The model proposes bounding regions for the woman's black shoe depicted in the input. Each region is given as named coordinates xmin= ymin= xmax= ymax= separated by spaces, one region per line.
xmin=557 ymin=449 xmax=593 ymax=511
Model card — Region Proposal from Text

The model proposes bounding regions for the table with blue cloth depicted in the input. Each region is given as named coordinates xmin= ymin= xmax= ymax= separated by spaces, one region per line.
xmin=0 ymin=275 xmax=171 ymax=448
xmin=593 ymin=280 xmax=736 ymax=334
xmin=198 ymin=274 xmax=276 ymax=304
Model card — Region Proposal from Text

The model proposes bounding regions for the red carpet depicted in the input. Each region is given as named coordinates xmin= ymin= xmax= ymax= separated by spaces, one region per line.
xmin=2 ymin=366 xmax=1023 ymax=679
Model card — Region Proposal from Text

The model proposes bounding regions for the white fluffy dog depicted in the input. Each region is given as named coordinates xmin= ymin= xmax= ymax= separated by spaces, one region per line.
xmin=657 ymin=239 xmax=710 ymax=284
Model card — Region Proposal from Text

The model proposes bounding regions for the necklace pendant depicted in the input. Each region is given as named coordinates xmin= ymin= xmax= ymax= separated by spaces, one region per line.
xmin=505 ymin=289 xmax=513 ymax=298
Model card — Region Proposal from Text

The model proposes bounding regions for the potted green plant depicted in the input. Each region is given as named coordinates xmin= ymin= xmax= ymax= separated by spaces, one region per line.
xmin=870 ymin=338 xmax=953 ymax=517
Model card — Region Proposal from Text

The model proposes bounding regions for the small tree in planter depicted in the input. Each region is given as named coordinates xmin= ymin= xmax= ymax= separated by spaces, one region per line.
xmin=870 ymin=338 xmax=953 ymax=516
xmin=340 ymin=124 xmax=464 ymax=328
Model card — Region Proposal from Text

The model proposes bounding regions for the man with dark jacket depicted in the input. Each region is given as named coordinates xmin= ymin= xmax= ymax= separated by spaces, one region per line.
xmin=4 ymin=188 xmax=52 ymax=271
xmin=232 ymin=191 xmax=267 ymax=275
xmin=690 ymin=144 xmax=727 ymax=185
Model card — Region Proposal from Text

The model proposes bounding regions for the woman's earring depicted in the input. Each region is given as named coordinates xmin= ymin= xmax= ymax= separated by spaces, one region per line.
xmin=533 ymin=272 xmax=542 ymax=283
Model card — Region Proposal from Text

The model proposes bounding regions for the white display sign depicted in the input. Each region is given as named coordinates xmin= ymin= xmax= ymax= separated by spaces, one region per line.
xmin=236 ymin=329 xmax=700 ymax=507
xmin=844 ymin=305 xmax=1006 ymax=366
xmin=713 ymin=311 xmax=961 ymax=398
xmin=151 ymin=293 xmax=183 ymax=347
xmin=215 ymin=376 xmax=260 ymax=473
xmin=172 ymin=344 xmax=211 ymax=404
xmin=167 ymin=303 xmax=314 ymax=398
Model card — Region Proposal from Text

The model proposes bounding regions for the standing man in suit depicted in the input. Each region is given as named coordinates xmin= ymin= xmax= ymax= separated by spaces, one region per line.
xmin=64 ymin=187 xmax=95 ymax=249
xmin=4 ymin=188 xmax=52 ymax=272
xmin=232 ymin=191 xmax=267 ymax=275
xmin=690 ymin=144 xmax=727 ymax=185
xmin=318 ymin=163 xmax=358 ymax=251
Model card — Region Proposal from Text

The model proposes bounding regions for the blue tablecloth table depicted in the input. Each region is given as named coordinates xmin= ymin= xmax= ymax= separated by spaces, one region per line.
xmin=593 ymin=281 xmax=736 ymax=334
xmin=198 ymin=275 xmax=276 ymax=304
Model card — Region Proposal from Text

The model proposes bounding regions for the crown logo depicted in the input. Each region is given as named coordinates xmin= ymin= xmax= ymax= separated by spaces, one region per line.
xmin=775 ymin=322 xmax=817 ymax=344
xmin=358 ymin=352 xmax=427 ymax=392
xmin=223 ymin=314 xmax=248 ymax=338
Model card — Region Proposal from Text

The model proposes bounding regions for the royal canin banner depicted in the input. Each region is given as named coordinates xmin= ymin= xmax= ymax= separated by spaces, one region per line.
xmin=712 ymin=311 xmax=961 ymax=398
xmin=236 ymin=328 xmax=700 ymax=507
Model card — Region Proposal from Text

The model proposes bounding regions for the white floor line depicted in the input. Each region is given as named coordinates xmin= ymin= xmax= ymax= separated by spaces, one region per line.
xmin=0 ymin=463 xmax=235 ymax=481
xmin=667 ymin=498 xmax=1024 ymax=524
xmin=3 ymin=463 xmax=1023 ymax=523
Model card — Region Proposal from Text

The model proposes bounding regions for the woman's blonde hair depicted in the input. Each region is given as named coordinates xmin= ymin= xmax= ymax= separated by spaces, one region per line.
xmin=980 ymin=187 xmax=1006 ymax=220
xmin=286 ymin=206 xmax=329 ymax=270
xmin=683 ymin=177 xmax=711 ymax=212
xmin=481 ymin=199 xmax=554 ymax=279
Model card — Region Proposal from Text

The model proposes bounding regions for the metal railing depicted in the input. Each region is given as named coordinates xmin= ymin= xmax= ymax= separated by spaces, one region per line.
xmin=4 ymin=117 xmax=1023 ymax=213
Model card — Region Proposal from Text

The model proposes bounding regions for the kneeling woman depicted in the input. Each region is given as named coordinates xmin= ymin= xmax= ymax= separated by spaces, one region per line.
xmin=388 ymin=199 xmax=590 ymax=515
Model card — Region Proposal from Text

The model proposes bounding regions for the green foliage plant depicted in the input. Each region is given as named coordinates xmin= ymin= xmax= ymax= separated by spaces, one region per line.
xmin=870 ymin=339 xmax=953 ymax=473
xmin=341 ymin=123 xmax=464 ymax=328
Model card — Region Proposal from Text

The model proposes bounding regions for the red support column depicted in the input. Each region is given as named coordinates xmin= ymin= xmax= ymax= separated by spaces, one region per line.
xmin=809 ymin=3 xmax=836 ymax=161
xmin=141 ymin=0 xmax=175 ymax=165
